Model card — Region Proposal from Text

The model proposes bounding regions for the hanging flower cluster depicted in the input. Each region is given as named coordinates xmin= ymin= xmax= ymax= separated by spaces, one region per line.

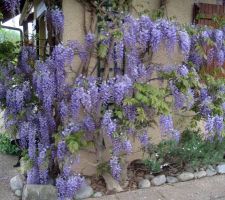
xmin=3 ymin=0 xmax=20 ymax=15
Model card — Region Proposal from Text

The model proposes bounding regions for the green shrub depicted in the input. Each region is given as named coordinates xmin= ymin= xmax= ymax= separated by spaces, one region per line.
xmin=0 ymin=134 xmax=20 ymax=155
xmin=144 ymin=129 xmax=225 ymax=172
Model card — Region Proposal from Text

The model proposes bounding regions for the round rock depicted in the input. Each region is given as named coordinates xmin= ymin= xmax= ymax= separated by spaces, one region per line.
xmin=166 ymin=176 xmax=178 ymax=184
xmin=194 ymin=171 xmax=207 ymax=179
xmin=138 ymin=179 xmax=151 ymax=189
xmin=10 ymin=175 xmax=24 ymax=191
xmin=15 ymin=190 xmax=22 ymax=197
xmin=216 ymin=164 xmax=225 ymax=174
xmin=75 ymin=184 xmax=94 ymax=199
xmin=151 ymin=175 xmax=166 ymax=186
xmin=177 ymin=172 xmax=194 ymax=182
xmin=93 ymin=192 xmax=103 ymax=198
xmin=206 ymin=168 xmax=217 ymax=177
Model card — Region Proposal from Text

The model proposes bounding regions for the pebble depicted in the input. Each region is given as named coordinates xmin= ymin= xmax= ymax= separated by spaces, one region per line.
xmin=216 ymin=164 xmax=225 ymax=174
xmin=206 ymin=168 xmax=217 ymax=177
xmin=138 ymin=179 xmax=151 ymax=189
xmin=75 ymin=184 xmax=94 ymax=199
xmin=15 ymin=189 xmax=22 ymax=197
xmin=166 ymin=176 xmax=178 ymax=184
xmin=22 ymin=184 xmax=57 ymax=200
xmin=177 ymin=172 xmax=194 ymax=182
xmin=10 ymin=175 xmax=24 ymax=192
xmin=194 ymin=171 xmax=207 ymax=179
xmin=151 ymin=175 xmax=166 ymax=186
xmin=93 ymin=192 xmax=103 ymax=198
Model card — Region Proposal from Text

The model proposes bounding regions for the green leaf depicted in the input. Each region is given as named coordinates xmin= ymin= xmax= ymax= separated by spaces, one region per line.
xmin=68 ymin=141 xmax=79 ymax=154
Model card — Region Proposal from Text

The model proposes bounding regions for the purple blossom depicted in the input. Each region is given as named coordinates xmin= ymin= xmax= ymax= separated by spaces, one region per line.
xmin=110 ymin=156 xmax=121 ymax=181
xmin=177 ymin=65 xmax=189 ymax=77
xmin=18 ymin=122 xmax=30 ymax=148
xmin=171 ymin=129 xmax=181 ymax=142
xmin=159 ymin=115 xmax=174 ymax=135
xmin=213 ymin=29 xmax=223 ymax=47
xmin=59 ymin=100 xmax=69 ymax=121
xmin=113 ymin=75 xmax=133 ymax=104
xmin=6 ymin=88 xmax=24 ymax=114
xmin=216 ymin=49 xmax=224 ymax=66
xmin=186 ymin=89 xmax=195 ymax=109
xmin=57 ymin=141 xmax=66 ymax=160
xmin=169 ymin=82 xmax=185 ymax=110
xmin=28 ymin=124 xmax=37 ymax=161
xmin=27 ymin=166 xmax=40 ymax=184
xmin=114 ymin=41 xmax=124 ymax=68
xmin=18 ymin=46 xmax=36 ymax=74
xmin=160 ymin=20 xmax=177 ymax=53
xmin=85 ymin=32 xmax=95 ymax=49
xmin=56 ymin=175 xmax=84 ymax=200
xmin=66 ymin=176 xmax=84 ymax=199
xmin=122 ymin=140 xmax=132 ymax=154
xmin=214 ymin=115 xmax=224 ymax=136
xmin=3 ymin=0 xmax=20 ymax=15
xmin=39 ymin=114 xmax=50 ymax=147
xmin=61 ymin=123 xmax=81 ymax=137
xmin=150 ymin=25 xmax=162 ymax=52
xmin=47 ymin=8 xmax=64 ymax=35
xmin=123 ymin=105 xmax=136 ymax=121
xmin=102 ymin=110 xmax=117 ymax=136
xmin=178 ymin=31 xmax=191 ymax=59
xmin=200 ymin=88 xmax=209 ymax=101
xmin=138 ymin=16 xmax=153 ymax=49
xmin=83 ymin=116 xmax=96 ymax=132
xmin=100 ymin=81 xmax=112 ymax=104
xmin=138 ymin=131 xmax=149 ymax=146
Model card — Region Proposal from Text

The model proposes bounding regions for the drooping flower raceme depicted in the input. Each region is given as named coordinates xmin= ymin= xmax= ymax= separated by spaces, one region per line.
xmin=47 ymin=8 xmax=64 ymax=35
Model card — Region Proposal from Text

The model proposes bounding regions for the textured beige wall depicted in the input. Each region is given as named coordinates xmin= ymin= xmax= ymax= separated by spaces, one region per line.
xmin=61 ymin=0 xmax=210 ymax=175
xmin=133 ymin=0 xmax=218 ymax=24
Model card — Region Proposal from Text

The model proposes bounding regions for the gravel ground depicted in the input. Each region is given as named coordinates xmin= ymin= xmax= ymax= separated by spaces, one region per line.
xmin=0 ymin=154 xmax=18 ymax=200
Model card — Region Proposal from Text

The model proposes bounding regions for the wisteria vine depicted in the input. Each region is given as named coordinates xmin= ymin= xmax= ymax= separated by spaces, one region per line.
xmin=1 ymin=3 xmax=225 ymax=200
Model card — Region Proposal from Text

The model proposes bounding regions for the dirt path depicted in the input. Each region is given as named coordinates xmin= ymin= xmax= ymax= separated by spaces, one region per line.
xmin=0 ymin=154 xmax=18 ymax=200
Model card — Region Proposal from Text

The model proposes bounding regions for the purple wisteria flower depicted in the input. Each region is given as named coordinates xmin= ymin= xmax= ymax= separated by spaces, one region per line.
xmin=47 ymin=8 xmax=64 ymax=35
xmin=177 ymin=65 xmax=189 ymax=77
xmin=178 ymin=31 xmax=191 ymax=59
xmin=3 ymin=0 xmax=20 ymax=15
xmin=205 ymin=115 xmax=224 ymax=139
xmin=110 ymin=156 xmax=121 ymax=181
xmin=122 ymin=140 xmax=132 ymax=154
xmin=159 ymin=115 xmax=174 ymax=134
xmin=57 ymin=141 xmax=66 ymax=160
xmin=102 ymin=110 xmax=117 ymax=136
xmin=27 ymin=166 xmax=40 ymax=184
xmin=138 ymin=131 xmax=149 ymax=147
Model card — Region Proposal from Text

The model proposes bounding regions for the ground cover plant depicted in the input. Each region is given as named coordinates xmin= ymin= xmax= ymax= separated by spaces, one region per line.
xmin=144 ymin=129 xmax=225 ymax=174
xmin=1 ymin=1 xmax=225 ymax=200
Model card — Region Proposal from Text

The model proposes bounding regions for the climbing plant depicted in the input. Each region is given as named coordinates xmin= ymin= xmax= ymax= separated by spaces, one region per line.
xmin=1 ymin=1 xmax=225 ymax=200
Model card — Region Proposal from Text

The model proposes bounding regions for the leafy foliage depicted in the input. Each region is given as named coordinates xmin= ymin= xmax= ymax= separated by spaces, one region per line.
xmin=145 ymin=129 xmax=225 ymax=173
xmin=0 ymin=133 xmax=20 ymax=155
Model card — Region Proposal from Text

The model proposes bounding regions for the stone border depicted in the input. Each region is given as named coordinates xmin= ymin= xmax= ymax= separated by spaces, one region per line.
xmin=9 ymin=163 xmax=225 ymax=199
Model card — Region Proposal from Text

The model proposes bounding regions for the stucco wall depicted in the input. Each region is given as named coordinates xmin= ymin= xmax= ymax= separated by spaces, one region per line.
xmin=133 ymin=0 xmax=218 ymax=24
xmin=61 ymin=0 xmax=210 ymax=176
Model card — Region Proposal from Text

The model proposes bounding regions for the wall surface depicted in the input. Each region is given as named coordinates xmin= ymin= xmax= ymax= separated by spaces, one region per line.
xmin=61 ymin=0 xmax=212 ymax=176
